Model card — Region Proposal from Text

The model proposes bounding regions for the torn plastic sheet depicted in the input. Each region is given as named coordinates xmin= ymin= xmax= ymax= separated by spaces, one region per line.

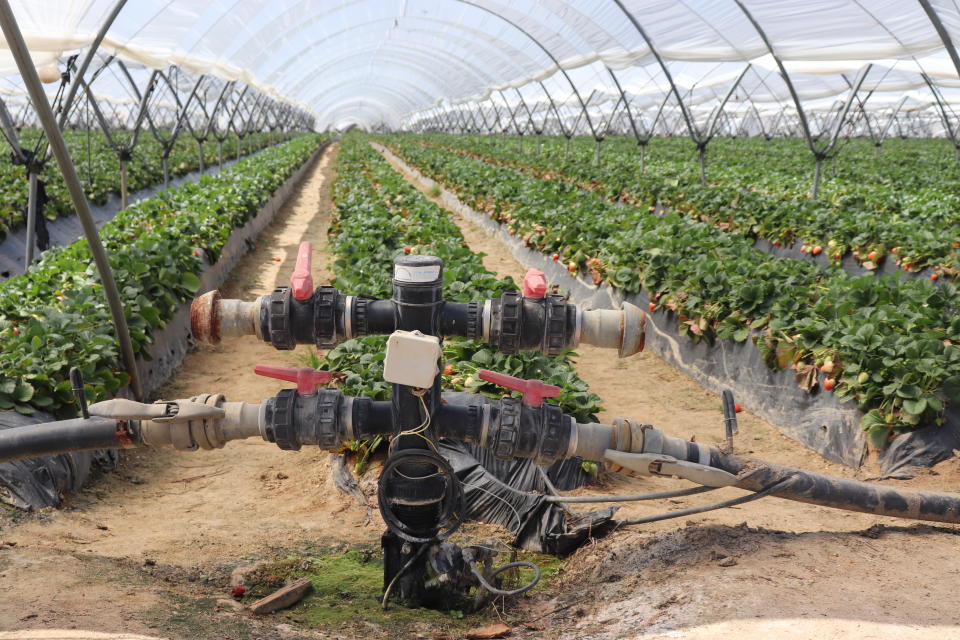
xmin=440 ymin=440 xmax=617 ymax=555
xmin=0 ymin=410 xmax=116 ymax=510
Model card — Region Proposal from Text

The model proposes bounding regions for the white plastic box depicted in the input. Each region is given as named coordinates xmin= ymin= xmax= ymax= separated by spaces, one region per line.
xmin=383 ymin=330 xmax=442 ymax=389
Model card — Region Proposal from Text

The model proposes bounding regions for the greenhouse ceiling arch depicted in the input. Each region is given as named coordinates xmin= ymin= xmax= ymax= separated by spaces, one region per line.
xmin=0 ymin=1 xmax=958 ymax=131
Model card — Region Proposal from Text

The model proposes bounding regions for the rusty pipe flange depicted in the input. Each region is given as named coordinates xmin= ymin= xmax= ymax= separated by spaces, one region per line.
xmin=191 ymin=290 xmax=221 ymax=344
xmin=618 ymin=302 xmax=646 ymax=358
xmin=191 ymin=290 xmax=261 ymax=345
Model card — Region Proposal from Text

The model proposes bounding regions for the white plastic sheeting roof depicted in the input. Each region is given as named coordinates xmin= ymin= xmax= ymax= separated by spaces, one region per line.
xmin=0 ymin=0 xmax=958 ymax=131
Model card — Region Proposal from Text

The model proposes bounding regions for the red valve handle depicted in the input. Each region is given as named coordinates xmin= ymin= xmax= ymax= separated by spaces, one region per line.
xmin=477 ymin=369 xmax=561 ymax=406
xmin=290 ymin=241 xmax=313 ymax=300
xmin=522 ymin=268 xmax=547 ymax=299
xmin=254 ymin=364 xmax=333 ymax=393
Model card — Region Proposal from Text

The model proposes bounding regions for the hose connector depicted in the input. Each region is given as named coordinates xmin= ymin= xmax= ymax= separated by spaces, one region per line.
xmin=578 ymin=302 xmax=646 ymax=357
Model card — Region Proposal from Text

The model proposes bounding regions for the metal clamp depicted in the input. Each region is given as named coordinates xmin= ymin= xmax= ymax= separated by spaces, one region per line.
xmin=603 ymin=449 xmax=738 ymax=488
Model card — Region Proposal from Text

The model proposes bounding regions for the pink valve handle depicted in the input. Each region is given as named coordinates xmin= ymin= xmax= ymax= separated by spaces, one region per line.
xmin=254 ymin=364 xmax=333 ymax=393
xmin=478 ymin=369 xmax=561 ymax=406
xmin=290 ymin=241 xmax=314 ymax=300
xmin=522 ymin=268 xmax=547 ymax=299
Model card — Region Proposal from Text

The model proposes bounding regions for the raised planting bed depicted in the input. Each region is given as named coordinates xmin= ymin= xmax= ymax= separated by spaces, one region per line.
xmin=377 ymin=140 xmax=960 ymax=475
xmin=0 ymin=137 xmax=297 ymax=280
xmin=0 ymin=134 xmax=328 ymax=418
xmin=0 ymin=130 xmax=281 ymax=240
xmin=0 ymin=135 xmax=331 ymax=509
xmin=419 ymin=134 xmax=960 ymax=279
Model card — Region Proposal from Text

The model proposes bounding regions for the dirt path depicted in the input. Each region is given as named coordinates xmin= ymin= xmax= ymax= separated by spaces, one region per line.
xmin=0 ymin=142 xmax=378 ymax=638
xmin=372 ymin=142 xmax=960 ymax=638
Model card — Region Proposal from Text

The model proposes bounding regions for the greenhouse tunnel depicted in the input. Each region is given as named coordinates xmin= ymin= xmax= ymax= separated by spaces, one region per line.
xmin=1 ymin=0 xmax=960 ymax=638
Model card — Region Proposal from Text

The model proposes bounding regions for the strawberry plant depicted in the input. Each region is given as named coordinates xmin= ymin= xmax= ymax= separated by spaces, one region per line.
xmin=317 ymin=137 xmax=602 ymax=422
xmin=0 ymin=130 xmax=282 ymax=241
xmin=382 ymin=135 xmax=960 ymax=442
xmin=0 ymin=134 xmax=324 ymax=416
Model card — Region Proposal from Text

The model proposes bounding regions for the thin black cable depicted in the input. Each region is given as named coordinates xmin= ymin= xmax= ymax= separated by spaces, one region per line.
xmin=380 ymin=543 xmax=430 ymax=609
xmin=545 ymin=485 xmax=718 ymax=504
xmin=469 ymin=560 xmax=541 ymax=597
xmin=618 ymin=475 xmax=797 ymax=526
xmin=535 ymin=466 xmax=580 ymax=516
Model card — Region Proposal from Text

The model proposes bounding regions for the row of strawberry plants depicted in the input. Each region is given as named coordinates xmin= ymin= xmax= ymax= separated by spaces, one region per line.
xmin=0 ymin=130 xmax=285 ymax=240
xmin=0 ymin=134 xmax=324 ymax=417
xmin=316 ymin=136 xmax=602 ymax=423
xmin=381 ymin=135 xmax=960 ymax=447
xmin=421 ymin=134 xmax=960 ymax=278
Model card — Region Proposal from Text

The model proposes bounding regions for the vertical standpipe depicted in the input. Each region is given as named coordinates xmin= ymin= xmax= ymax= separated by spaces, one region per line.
xmin=381 ymin=255 xmax=448 ymax=605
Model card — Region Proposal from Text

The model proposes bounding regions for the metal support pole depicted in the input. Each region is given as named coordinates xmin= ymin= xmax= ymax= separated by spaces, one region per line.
xmin=162 ymin=154 xmax=169 ymax=187
xmin=0 ymin=0 xmax=143 ymax=401
xmin=918 ymin=0 xmax=960 ymax=81
xmin=698 ymin=143 xmax=707 ymax=186
xmin=24 ymin=170 xmax=37 ymax=265
xmin=812 ymin=155 xmax=823 ymax=199
xmin=119 ymin=158 xmax=128 ymax=209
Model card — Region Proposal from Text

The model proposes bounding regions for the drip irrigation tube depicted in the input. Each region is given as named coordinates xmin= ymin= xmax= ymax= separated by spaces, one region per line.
xmin=619 ymin=476 xmax=796 ymax=526
xmin=545 ymin=485 xmax=718 ymax=503
xmin=469 ymin=560 xmax=541 ymax=597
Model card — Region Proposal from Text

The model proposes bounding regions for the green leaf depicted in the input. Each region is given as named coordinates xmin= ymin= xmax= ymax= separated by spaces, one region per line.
xmin=902 ymin=397 xmax=927 ymax=416
xmin=470 ymin=350 xmax=493 ymax=366
xmin=13 ymin=382 xmax=34 ymax=403
xmin=180 ymin=271 xmax=202 ymax=293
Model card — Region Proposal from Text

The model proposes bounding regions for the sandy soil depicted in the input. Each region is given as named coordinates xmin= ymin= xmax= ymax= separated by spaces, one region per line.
xmin=3 ymin=139 xmax=960 ymax=640
xmin=373 ymin=142 xmax=960 ymax=639
xmin=0 ymin=142 xmax=375 ymax=639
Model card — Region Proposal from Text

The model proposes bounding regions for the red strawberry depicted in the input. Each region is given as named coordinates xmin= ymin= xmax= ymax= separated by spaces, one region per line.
xmin=931 ymin=273 xmax=939 ymax=281
xmin=823 ymin=378 xmax=836 ymax=391
xmin=734 ymin=403 xmax=743 ymax=413
xmin=404 ymin=246 xmax=412 ymax=254
xmin=812 ymin=246 xmax=822 ymax=255
xmin=953 ymin=242 xmax=959 ymax=248
xmin=567 ymin=262 xmax=577 ymax=274
xmin=11 ymin=328 xmax=20 ymax=335
xmin=551 ymin=253 xmax=559 ymax=261
xmin=231 ymin=586 xmax=246 ymax=598
xmin=867 ymin=251 xmax=877 ymax=260
xmin=649 ymin=302 xmax=656 ymax=312
xmin=443 ymin=365 xmax=454 ymax=375
xmin=273 ymin=257 xmax=282 ymax=262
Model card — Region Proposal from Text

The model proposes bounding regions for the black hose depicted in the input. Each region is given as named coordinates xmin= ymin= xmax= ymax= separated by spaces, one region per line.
xmin=0 ymin=417 xmax=131 ymax=463
xmin=713 ymin=452 xmax=960 ymax=524
xmin=377 ymin=448 xmax=464 ymax=543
